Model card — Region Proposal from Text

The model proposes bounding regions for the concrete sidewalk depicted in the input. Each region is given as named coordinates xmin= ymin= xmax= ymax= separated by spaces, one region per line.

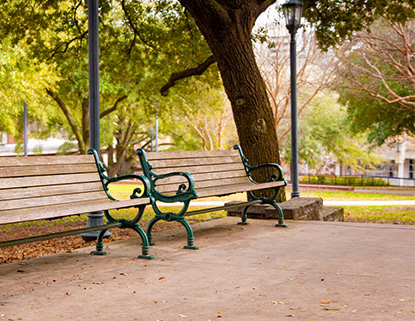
xmin=0 ymin=218 xmax=414 ymax=321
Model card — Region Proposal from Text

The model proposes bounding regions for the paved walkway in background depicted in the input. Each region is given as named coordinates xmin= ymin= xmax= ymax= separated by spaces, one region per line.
xmin=0 ymin=218 xmax=414 ymax=321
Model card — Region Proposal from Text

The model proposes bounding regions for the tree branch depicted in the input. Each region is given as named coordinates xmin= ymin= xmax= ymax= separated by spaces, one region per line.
xmin=100 ymin=95 xmax=128 ymax=118
xmin=160 ymin=55 xmax=216 ymax=96
xmin=46 ymin=88 xmax=86 ymax=153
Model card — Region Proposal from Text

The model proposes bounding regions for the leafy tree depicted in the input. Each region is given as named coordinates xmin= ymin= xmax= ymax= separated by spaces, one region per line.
xmin=335 ymin=17 xmax=415 ymax=145
xmin=0 ymin=39 xmax=58 ymax=138
xmin=0 ymin=0 xmax=222 ymax=175
xmin=166 ymin=85 xmax=236 ymax=151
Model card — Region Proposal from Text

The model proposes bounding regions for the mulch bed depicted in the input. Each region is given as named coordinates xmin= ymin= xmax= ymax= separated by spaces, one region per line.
xmin=0 ymin=219 xmax=182 ymax=264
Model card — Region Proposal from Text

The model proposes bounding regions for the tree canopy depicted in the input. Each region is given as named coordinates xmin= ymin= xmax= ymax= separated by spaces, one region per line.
xmin=335 ymin=17 xmax=415 ymax=145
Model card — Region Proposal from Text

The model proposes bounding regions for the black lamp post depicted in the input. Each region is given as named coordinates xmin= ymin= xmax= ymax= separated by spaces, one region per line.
xmin=282 ymin=0 xmax=303 ymax=198
xmin=82 ymin=0 xmax=111 ymax=241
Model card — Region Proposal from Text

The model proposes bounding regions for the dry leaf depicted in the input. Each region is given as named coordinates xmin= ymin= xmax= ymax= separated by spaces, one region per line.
xmin=159 ymin=277 xmax=165 ymax=280
xmin=320 ymin=301 xmax=331 ymax=304
xmin=323 ymin=307 xmax=340 ymax=311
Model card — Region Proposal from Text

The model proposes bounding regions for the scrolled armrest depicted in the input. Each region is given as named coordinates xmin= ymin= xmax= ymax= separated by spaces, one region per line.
xmin=233 ymin=145 xmax=287 ymax=185
xmin=88 ymin=148 xmax=152 ymax=201
xmin=151 ymin=171 xmax=198 ymax=203
xmin=106 ymin=174 xmax=152 ymax=200
xmin=247 ymin=163 xmax=286 ymax=184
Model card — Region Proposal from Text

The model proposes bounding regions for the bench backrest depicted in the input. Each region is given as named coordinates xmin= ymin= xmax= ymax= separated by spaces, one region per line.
xmin=0 ymin=154 xmax=108 ymax=224
xmin=139 ymin=149 xmax=251 ymax=195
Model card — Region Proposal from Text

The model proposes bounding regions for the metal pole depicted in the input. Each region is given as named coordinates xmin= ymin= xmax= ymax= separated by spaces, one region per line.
xmin=155 ymin=114 xmax=159 ymax=152
xmin=289 ymin=31 xmax=300 ymax=198
xmin=82 ymin=0 xmax=110 ymax=241
xmin=23 ymin=101 xmax=28 ymax=157
xmin=89 ymin=0 xmax=100 ymax=154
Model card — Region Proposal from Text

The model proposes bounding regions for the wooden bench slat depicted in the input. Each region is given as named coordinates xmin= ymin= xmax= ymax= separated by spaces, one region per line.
xmin=0 ymin=172 xmax=101 ymax=190
xmin=196 ymin=180 xmax=286 ymax=198
xmin=0 ymin=197 xmax=150 ymax=225
xmin=0 ymin=163 xmax=98 ymax=178
xmin=145 ymin=149 xmax=240 ymax=160
xmin=148 ymin=156 xmax=242 ymax=169
xmin=0 ymin=182 xmax=104 ymax=201
xmin=151 ymin=169 xmax=248 ymax=187
xmin=145 ymin=162 xmax=245 ymax=175
xmin=155 ymin=176 xmax=252 ymax=194
xmin=0 ymin=154 xmax=94 ymax=166
xmin=0 ymin=190 xmax=109 ymax=212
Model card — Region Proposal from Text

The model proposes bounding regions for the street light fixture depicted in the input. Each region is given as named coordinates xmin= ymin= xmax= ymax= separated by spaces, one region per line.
xmin=282 ymin=0 xmax=303 ymax=198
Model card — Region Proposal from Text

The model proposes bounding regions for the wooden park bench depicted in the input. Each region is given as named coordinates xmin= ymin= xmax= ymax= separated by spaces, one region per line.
xmin=0 ymin=149 xmax=154 ymax=259
xmin=136 ymin=145 xmax=287 ymax=249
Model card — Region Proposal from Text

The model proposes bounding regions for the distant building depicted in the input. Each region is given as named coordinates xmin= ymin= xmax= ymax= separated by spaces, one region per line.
xmin=334 ymin=134 xmax=415 ymax=187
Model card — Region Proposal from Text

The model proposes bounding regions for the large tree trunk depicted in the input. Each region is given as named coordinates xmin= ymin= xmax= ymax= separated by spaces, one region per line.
xmin=178 ymin=1 xmax=285 ymax=201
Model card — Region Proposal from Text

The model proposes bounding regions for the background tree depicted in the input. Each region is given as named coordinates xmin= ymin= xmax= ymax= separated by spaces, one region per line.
xmin=0 ymin=0 xmax=223 ymax=174
xmin=254 ymin=13 xmax=336 ymax=143
xmin=292 ymin=93 xmax=380 ymax=174
xmin=335 ymin=17 xmax=415 ymax=146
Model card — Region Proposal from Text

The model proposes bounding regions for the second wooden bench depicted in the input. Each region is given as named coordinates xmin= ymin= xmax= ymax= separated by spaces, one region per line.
xmin=136 ymin=145 xmax=287 ymax=249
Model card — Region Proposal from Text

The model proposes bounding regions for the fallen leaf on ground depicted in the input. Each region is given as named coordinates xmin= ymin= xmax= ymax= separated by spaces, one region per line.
xmin=323 ymin=307 xmax=340 ymax=311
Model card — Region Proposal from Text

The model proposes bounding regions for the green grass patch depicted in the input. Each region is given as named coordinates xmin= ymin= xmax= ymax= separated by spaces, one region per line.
xmin=298 ymin=190 xmax=414 ymax=201
xmin=344 ymin=206 xmax=415 ymax=224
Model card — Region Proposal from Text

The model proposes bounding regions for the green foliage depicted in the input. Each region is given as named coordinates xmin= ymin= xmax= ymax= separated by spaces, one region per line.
xmin=0 ymin=0 xmax=223 ymax=161
xmin=302 ymin=0 xmax=415 ymax=50
xmin=335 ymin=18 xmax=415 ymax=145
xmin=280 ymin=92 xmax=381 ymax=171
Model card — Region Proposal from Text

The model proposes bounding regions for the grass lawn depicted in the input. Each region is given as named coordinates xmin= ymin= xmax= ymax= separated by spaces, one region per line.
xmin=342 ymin=206 xmax=415 ymax=224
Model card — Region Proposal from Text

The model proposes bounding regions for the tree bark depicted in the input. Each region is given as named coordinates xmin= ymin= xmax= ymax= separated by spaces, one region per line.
xmin=178 ymin=0 xmax=285 ymax=200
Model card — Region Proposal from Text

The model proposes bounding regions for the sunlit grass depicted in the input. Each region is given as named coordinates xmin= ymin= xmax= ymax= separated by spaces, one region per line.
xmin=297 ymin=190 xmax=414 ymax=201
xmin=343 ymin=206 xmax=415 ymax=224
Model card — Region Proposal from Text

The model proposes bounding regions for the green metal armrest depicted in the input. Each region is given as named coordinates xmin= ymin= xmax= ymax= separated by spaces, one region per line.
xmin=88 ymin=148 xmax=152 ymax=201
xmin=136 ymin=148 xmax=198 ymax=204
xmin=151 ymin=171 xmax=199 ymax=203
xmin=233 ymin=145 xmax=286 ymax=184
